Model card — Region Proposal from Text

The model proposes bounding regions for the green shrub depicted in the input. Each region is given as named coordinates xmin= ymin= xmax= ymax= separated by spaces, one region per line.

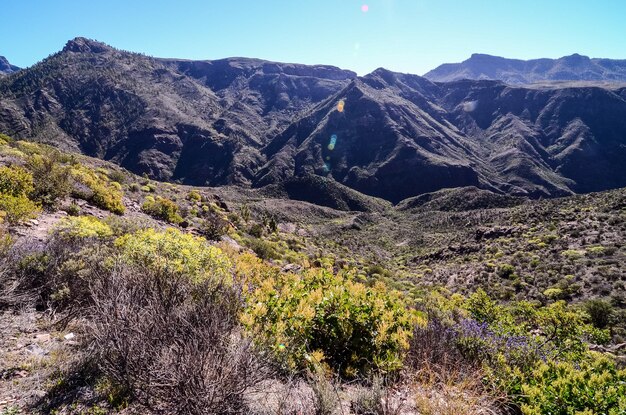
xmin=249 ymin=223 xmax=265 ymax=238
xmin=108 ymin=169 xmax=126 ymax=184
xmin=141 ymin=196 xmax=182 ymax=224
xmin=521 ymin=353 xmax=626 ymax=415
xmin=199 ymin=215 xmax=229 ymax=241
xmin=497 ymin=263 xmax=516 ymax=279
xmin=584 ymin=299 xmax=613 ymax=329
xmin=66 ymin=201 xmax=80 ymax=216
xmin=240 ymin=204 xmax=251 ymax=222
xmin=187 ymin=190 xmax=202 ymax=202
xmin=586 ymin=245 xmax=606 ymax=256
xmin=245 ymin=237 xmax=281 ymax=260
xmin=27 ymin=154 xmax=71 ymax=208
xmin=114 ymin=228 xmax=232 ymax=283
xmin=543 ymin=287 xmax=565 ymax=300
xmin=561 ymin=249 xmax=584 ymax=259
xmin=465 ymin=288 xmax=502 ymax=324
xmin=241 ymin=268 xmax=419 ymax=377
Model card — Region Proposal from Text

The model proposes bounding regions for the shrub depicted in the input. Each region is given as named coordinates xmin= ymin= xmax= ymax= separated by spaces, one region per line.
xmin=27 ymin=154 xmax=71 ymax=208
xmin=249 ymin=223 xmax=265 ymax=238
xmin=310 ymin=369 xmax=339 ymax=415
xmin=66 ymin=201 xmax=80 ymax=216
xmin=187 ymin=190 xmax=202 ymax=202
xmin=0 ymin=193 xmax=40 ymax=224
xmin=543 ymin=287 xmax=565 ymax=300
xmin=245 ymin=237 xmax=281 ymax=260
xmin=584 ymin=299 xmax=613 ymax=329
xmin=241 ymin=268 xmax=418 ymax=377
xmin=520 ymin=353 xmax=626 ymax=415
xmin=54 ymin=216 xmax=113 ymax=240
xmin=465 ymin=289 xmax=502 ymax=324
xmin=141 ymin=196 xmax=182 ymax=224
xmin=88 ymin=260 xmax=271 ymax=414
xmin=107 ymin=169 xmax=126 ymax=184
xmin=199 ymin=214 xmax=229 ymax=241
xmin=0 ymin=165 xmax=34 ymax=197
xmin=497 ymin=264 xmax=516 ymax=279
xmin=0 ymin=133 xmax=14 ymax=145
xmin=350 ymin=376 xmax=387 ymax=415
xmin=71 ymin=166 xmax=125 ymax=214
xmin=240 ymin=204 xmax=251 ymax=222
xmin=561 ymin=249 xmax=584 ymax=259
xmin=114 ymin=228 xmax=232 ymax=283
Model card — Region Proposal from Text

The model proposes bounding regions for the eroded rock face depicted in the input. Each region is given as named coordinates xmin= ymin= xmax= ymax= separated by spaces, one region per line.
xmin=1 ymin=38 xmax=626 ymax=205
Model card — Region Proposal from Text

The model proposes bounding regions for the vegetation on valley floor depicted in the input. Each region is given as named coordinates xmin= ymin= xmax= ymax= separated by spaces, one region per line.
xmin=0 ymin=135 xmax=625 ymax=414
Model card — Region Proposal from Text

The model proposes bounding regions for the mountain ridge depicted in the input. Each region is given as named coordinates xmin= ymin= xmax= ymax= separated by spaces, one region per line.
xmin=424 ymin=53 xmax=626 ymax=84
xmin=2 ymin=38 xmax=626 ymax=205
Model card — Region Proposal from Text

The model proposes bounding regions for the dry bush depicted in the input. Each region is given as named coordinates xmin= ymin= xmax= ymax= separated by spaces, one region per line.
xmin=0 ymin=240 xmax=47 ymax=309
xmin=86 ymin=262 xmax=273 ymax=414
xmin=246 ymin=378 xmax=317 ymax=415
xmin=350 ymin=376 xmax=405 ymax=415
xmin=413 ymin=377 xmax=502 ymax=415
xmin=309 ymin=371 xmax=340 ymax=415
xmin=406 ymin=318 xmax=468 ymax=372
xmin=405 ymin=320 xmax=506 ymax=415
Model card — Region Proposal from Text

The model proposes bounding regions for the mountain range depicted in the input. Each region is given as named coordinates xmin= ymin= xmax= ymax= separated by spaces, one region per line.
xmin=1 ymin=38 xmax=626 ymax=205
xmin=424 ymin=53 xmax=626 ymax=85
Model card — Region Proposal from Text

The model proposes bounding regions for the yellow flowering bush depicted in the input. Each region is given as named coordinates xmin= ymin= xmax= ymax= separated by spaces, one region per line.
xmin=141 ymin=195 xmax=182 ymax=224
xmin=114 ymin=228 xmax=232 ymax=283
xmin=521 ymin=352 xmax=626 ymax=415
xmin=0 ymin=165 xmax=34 ymax=196
xmin=71 ymin=165 xmax=125 ymax=214
xmin=54 ymin=216 xmax=113 ymax=240
xmin=0 ymin=165 xmax=40 ymax=224
xmin=241 ymin=267 xmax=419 ymax=377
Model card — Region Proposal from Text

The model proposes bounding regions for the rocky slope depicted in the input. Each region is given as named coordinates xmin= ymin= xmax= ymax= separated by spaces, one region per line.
xmin=424 ymin=53 xmax=626 ymax=84
xmin=1 ymin=38 xmax=626 ymax=204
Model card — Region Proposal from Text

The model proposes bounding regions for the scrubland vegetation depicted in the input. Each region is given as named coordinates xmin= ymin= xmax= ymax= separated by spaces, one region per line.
xmin=1 ymin=135 xmax=625 ymax=415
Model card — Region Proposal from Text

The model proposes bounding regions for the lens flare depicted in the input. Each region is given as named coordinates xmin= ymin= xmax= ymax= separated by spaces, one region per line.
xmin=361 ymin=4 xmax=369 ymax=12
xmin=337 ymin=100 xmax=345 ymax=112
xmin=328 ymin=134 xmax=338 ymax=150
xmin=462 ymin=100 xmax=478 ymax=112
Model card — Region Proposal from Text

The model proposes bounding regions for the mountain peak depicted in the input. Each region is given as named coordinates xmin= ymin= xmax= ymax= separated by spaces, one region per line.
xmin=0 ymin=55 xmax=20 ymax=74
xmin=561 ymin=53 xmax=591 ymax=63
xmin=469 ymin=53 xmax=497 ymax=59
xmin=63 ymin=37 xmax=111 ymax=54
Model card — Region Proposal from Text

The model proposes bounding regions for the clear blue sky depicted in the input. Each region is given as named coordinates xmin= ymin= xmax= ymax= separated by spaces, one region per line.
xmin=2 ymin=0 xmax=625 ymax=75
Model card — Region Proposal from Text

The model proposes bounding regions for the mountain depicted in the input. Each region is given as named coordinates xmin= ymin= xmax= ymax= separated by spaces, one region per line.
xmin=0 ymin=38 xmax=355 ymax=185
xmin=259 ymin=69 xmax=626 ymax=201
xmin=1 ymin=38 xmax=626 ymax=205
xmin=424 ymin=53 xmax=626 ymax=85
xmin=0 ymin=56 xmax=19 ymax=75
